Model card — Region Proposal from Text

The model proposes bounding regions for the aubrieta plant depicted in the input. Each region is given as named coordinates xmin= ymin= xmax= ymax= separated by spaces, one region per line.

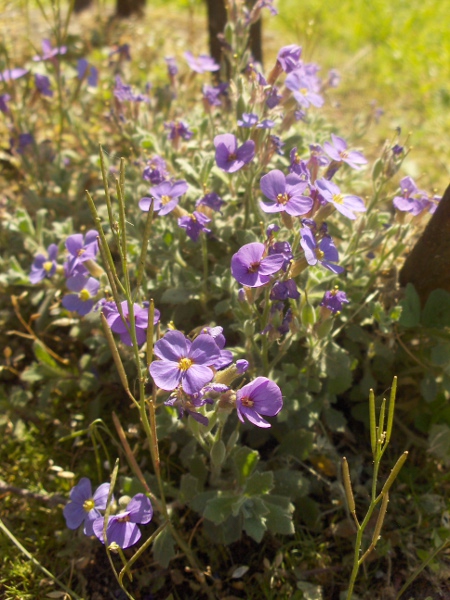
xmin=2 ymin=0 xmax=447 ymax=598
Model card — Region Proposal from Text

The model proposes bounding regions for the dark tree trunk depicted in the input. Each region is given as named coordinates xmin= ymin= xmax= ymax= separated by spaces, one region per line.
xmin=206 ymin=0 xmax=263 ymax=66
xmin=400 ymin=183 xmax=450 ymax=305
xmin=116 ymin=0 xmax=146 ymax=17
xmin=73 ymin=0 xmax=92 ymax=13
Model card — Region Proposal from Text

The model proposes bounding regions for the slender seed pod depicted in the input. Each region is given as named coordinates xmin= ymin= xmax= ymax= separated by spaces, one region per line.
xmin=386 ymin=376 xmax=397 ymax=445
xmin=381 ymin=451 xmax=408 ymax=496
xmin=101 ymin=313 xmax=131 ymax=397
xmin=342 ymin=457 xmax=356 ymax=514
xmin=371 ymin=492 xmax=389 ymax=548
xmin=369 ymin=388 xmax=376 ymax=456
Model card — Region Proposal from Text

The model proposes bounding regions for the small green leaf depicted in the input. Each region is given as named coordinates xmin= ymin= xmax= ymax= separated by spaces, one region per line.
xmin=203 ymin=493 xmax=237 ymax=525
xmin=264 ymin=495 xmax=295 ymax=535
xmin=398 ymin=283 xmax=421 ymax=328
xmin=422 ymin=289 xmax=450 ymax=328
xmin=244 ymin=471 xmax=274 ymax=496
xmin=210 ymin=440 xmax=226 ymax=467
xmin=243 ymin=514 xmax=267 ymax=542
xmin=33 ymin=341 xmax=57 ymax=368
xmin=278 ymin=429 xmax=314 ymax=460
xmin=179 ymin=474 xmax=201 ymax=503
xmin=153 ymin=528 xmax=176 ymax=568
xmin=233 ymin=446 xmax=259 ymax=486
xmin=273 ymin=469 xmax=310 ymax=500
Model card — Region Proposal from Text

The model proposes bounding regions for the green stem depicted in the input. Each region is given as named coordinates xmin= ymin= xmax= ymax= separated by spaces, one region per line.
xmin=201 ymin=231 xmax=209 ymax=311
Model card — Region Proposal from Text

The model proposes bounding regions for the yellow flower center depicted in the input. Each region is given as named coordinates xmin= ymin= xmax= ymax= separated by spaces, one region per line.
xmin=276 ymin=193 xmax=289 ymax=205
xmin=248 ymin=261 xmax=261 ymax=273
xmin=161 ymin=195 xmax=171 ymax=205
xmin=83 ymin=498 xmax=95 ymax=512
xmin=77 ymin=248 xmax=86 ymax=257
xmin=117 ymin=515 xmax=130 ymax=523
xmin=178 ymin=357 xmax=193 ymax=371
xmin=299 ymin=87 xmax=308 ymax=96
xmin=79 ymin=289 xmax=91 ymax=301
xmin=240 ymin=396 xmax=254 ymax=408
xmin=332 ymin=193 xmax=344 ymax=205
xmin=340 ymin=150 xmax=349 ymax=159
xmin=43 ymin=261 xmax=53 ymax=272
xmin=315 ymin=249 xmax=325 ymax=260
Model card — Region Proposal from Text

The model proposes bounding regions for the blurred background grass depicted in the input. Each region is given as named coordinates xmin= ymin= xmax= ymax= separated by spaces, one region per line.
xmin=145 ymin=0 xmax=450 ymax=189
xmin=9 ymin=0 xmax=450 ymax=191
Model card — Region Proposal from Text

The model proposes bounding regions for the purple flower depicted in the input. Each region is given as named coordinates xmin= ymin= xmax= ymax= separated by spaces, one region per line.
xmin=0 ymin=67 xmax=28 ymax=82
xmin=202 ymin=83 xmax=228 ymax=107
xmin=289 ymin=149 xmax=311 ymax=181
xmin=260 ymin=169 xmax=313 ymax=216
xmin=62 ymin=275 xmax=100 ymax=316
xmin=165 ymin=56 xmax=178 ymax=77
xmin=150 ymin=330 xmax=220 ymax=395
xmin=196 ymin=192 xmax=224 ymax=213
xmin=237 ymin=112 xmax=259 ymax=128
xmin=323 ymin=134 xmax=367 ymax=170
xmin=268 ymin=240 xmax=293 ymax=271
xmin=64 ymin=230 xmax=98 ymax=276
xmin=269 ymin=135 xmax=285 ymax=155
xmin=300 ymin=227 xmax=344 ymax=274
xmin=184 ymin=51 xmax=220 ymax=73
xmin=257 ymin=118 xmax=275 ymax=129
xmin=10 ymin=133 xmax=34 ymax=154
xmin=265 ymin=86 xmax=282 ymax=108
xmin=245 ymin=0 xmax=278 ymax=24
xmin=109 ymin=43 xmax=131 ymax=62
xmin=392 ymin=144 xmax=404 ymax=156
xmin=139 ymin=179 xmax=188 ymax=215
xmin=214 ymin=134 xmax=255 ymax=173
xmin=178 ymin=211 xmax=211 ymax=241
xmin=270 ymin=279 xmax=300 ymax=300
xmin=316 ymin=179 xmax=366 ymax=220
xmin=0 ymin=93 xmax=11 ymax=113
xmin=142 ymin=155 xmax=169 ymax=184
xmin=285 ymin=71 xmax=324 ymax=108
xmin=35 ymin=73 xmax=53 ymax=97
xmin=164 ymin=120 xmax=193 ymax=142
xmin=114 ymin=76 xmax=148 ymax=103
xmin=77 ymin=58 xmax=98 ymax=87
xmin=104 ymin=300 xmax=160 ymax=346
xmin=200 ymin=326 xmax=233 ymax=370
xmin=236 ymin=377 xmax=283 ymax=428
xmin=392 ymin=177 xmax=430 ymax=215
xmin=266 ymin=223 xmax=280 ymax=237
xmin=320 ymin=288 xmax=349 ymax=313
xmin=277 ymin=45 xmax=302 ymax=73
xmin=33 ymin=39 xmax=67 ymax=62
xmin=93 ymin=493 xmax=153 ymax=549
xmin=295 ymin=109 xmax=306 ymax=121
xmin=30 ymin=244 xmax=58 ymax=284
xmin=236 ymin=359 xmax=249 ymax=374
xmin=231 ymin=242 xmax=285 ymax=287
xmin=165 ymin=387 xmax=211 ymax=426
xmin=327 ymin=69 xmax=341 ymax=88
xmin=63 ymin=478 xmax=111 ymax=536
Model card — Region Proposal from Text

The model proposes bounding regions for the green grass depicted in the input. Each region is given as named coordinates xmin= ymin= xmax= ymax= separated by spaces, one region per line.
xmin=274 ymin=0 xmax=450 ymax=189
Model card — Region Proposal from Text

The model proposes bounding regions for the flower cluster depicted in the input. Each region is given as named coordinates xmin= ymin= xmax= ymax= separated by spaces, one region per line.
xmin=393 ymin=176 xmax=440 ymax=216
xmin=64 ymin=478 xmax=153 ymax=549
xmin=149 ymin=327 xmax=283 ymax=428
